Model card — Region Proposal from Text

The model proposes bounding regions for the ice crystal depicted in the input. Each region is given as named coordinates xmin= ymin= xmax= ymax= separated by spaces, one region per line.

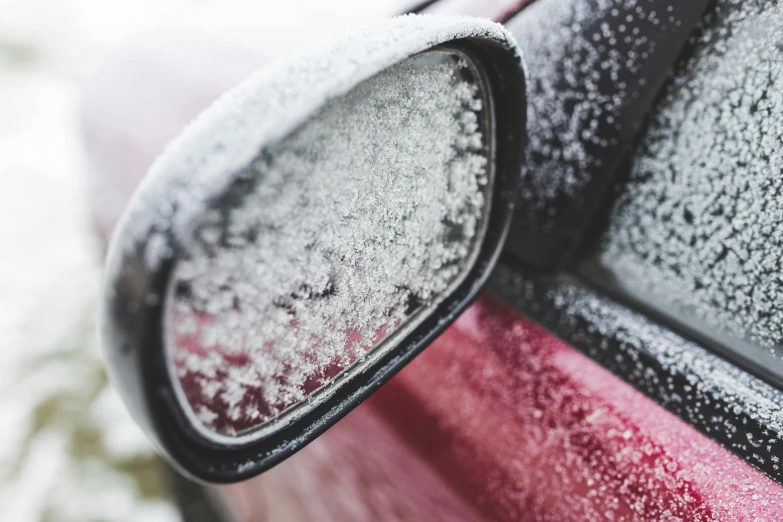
xmin=166 ymin=51 xmax=490 ymax=437
xmin=258 ymin=287 xmax=783 ymax=521
xmin=544 ymin=281 xmax=783 ymax=440
xmin=490 ymin=266 xmax=783 ymax=493
xmin=598 ymin=0 xmax=783 ymax=355
xmin=104 ymin=15 xmax=517 ymax=271
xmin=506 ymin=0 xmax=671 ymax=216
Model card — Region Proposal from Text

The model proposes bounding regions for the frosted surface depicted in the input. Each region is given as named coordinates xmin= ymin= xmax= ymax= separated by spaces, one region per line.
xmin=598 ymin=0 xmax=783 ymax=358
xmin=166 ymin=51 xmax=490 ymax=438
xmin=507 ymin=0 xmax=671 ymax=219
xmin=489 ymin=267 xmax=783 ymax=513
xmin=103 ymin=15 xmax=516 ymax=273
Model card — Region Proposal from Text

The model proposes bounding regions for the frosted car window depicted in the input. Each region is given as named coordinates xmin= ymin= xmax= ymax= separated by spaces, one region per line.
xmin=165 ymin=50 xmax=491 ymax=439
xmin=595 ymin=0 xmax=783 ymax=378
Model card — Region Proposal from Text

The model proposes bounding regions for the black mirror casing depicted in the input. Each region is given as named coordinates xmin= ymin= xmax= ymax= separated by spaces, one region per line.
xmin=101 ymin=15 xmax=527 ymax=483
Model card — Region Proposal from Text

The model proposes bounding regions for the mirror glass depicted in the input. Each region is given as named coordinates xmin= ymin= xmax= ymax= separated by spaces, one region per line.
xmin=164 ymin=49 xmax=493 ymax=440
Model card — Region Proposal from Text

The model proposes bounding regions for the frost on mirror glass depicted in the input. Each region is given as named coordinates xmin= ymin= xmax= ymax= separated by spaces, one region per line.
xmin=598 ymin=1 xmax=783 ymax=358
xmin=165 ymin=50 xmax=490 ymax=438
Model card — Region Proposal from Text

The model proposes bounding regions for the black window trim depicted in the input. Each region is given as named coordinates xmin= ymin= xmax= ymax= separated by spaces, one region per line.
xmin=491 ymin=260 xmax=783 ymax=485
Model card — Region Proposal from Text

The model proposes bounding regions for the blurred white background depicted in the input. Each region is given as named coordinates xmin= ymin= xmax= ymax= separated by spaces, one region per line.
xmin=0 ymin=0 xmax=416 ymax=520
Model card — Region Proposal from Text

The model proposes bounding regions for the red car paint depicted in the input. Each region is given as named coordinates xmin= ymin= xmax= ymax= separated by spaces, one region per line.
xmin=222 ymin=296 xmax=783 ymax=521
xmin=81 ymin=2 xmax=783 ymax=520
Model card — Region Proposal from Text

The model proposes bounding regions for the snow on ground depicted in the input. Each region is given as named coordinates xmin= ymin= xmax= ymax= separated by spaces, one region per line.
xmin=0 ymin=3 xmax=181 ymax=519
xmin=0 ymin=70 xmax=181 ymax=522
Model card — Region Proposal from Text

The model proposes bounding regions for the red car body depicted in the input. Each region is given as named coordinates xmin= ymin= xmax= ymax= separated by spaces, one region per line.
xmin=83 ymin=1 xmax=783 ymax=520
xmin=220 ymin=296 xmax=781 ymax=521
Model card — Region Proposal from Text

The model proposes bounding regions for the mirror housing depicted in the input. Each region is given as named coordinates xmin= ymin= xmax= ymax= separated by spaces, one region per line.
xmin=101 ymin=15 xmax=526 ymax=483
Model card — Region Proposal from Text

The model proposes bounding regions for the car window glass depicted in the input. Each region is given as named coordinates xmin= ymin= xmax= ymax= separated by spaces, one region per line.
xmin=592 ymin=0 xmax=783 ymax=379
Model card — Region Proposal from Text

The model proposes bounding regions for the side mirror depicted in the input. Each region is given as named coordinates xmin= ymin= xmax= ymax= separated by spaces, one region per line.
xmin=101 ymin=15 xmax=526 ymax=483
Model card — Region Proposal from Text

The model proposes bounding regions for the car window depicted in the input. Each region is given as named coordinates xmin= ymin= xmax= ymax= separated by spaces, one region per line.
xmin=584 ymin=0 xmax=783 ymax=383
